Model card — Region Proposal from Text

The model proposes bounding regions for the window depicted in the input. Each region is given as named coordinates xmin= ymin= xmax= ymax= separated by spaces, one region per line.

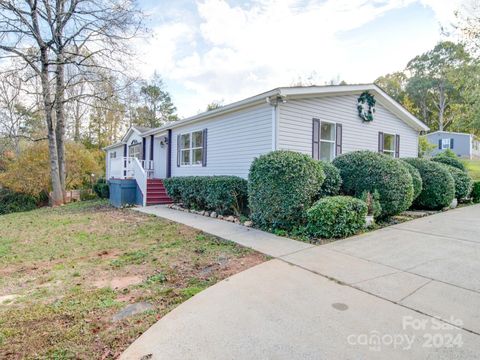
xmin=180 ymin=130 xmax=204 ymax=166
xmin=442 ymin=138 xmax=451 ymax=149
xmin=320 ymin=122 xmax=336 ymax=161
xmin=110 ymin=151 xmax=116 ymax=159
xmin=129 ymin=140 xmax=141 ymax=159
xmin=383 ymin=134 xmax=395 ymax=157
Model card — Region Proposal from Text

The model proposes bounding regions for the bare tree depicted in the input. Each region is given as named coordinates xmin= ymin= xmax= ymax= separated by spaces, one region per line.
xmin=0 ymin=0 xmax=143 ymax=205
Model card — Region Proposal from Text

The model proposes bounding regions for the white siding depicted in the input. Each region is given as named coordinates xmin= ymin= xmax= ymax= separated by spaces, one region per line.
xmin=278 ymin=94 xmax=419 ymax=158
xmin=171 ymin=103 xmax=272 ymax=178
xmin=106 ymin=145 xmax=123 ymax=179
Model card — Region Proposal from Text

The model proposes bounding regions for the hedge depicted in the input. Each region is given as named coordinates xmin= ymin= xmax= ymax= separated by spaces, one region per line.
xmin=93 ymin=178 xmax=110 ymax=199
xmin=163 ymin=176 xmax=248 ymax=216
xmin=306 ymin=196 xmax=367 ymax=239
xmin=441 ymin=164 xmax=472 ymax=200
xmin=472 ymin=181 xmax=480 ymax=203
xmin=0 ymin=189 xmax=38 ymax=215
xmin=317 ymin=160 xmax=342 ymax=198
xmin=332 ymin=151 xmax=414 ymax=218
xmin=404 ymin=158 xmax=455 ymax=210
xmin=399 ymin=160 xmax=423 ymax=200
xmin=432 ymin=152 xmax=466 ymax=172
xmin=248 ymin=150 xmax=325 ymax=230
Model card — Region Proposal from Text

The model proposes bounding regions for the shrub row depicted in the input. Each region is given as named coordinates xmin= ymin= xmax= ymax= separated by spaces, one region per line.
xmin=333 ymin=151 xmax=414 ymax=218
xmin=400 ymin=160 xmax=423 ymax=200
xmin=441 ymin=164 xmax=472 ymax=200
xmin=432 ymin=152 xmax=466 ymax=171
xmin=0 ymin=189 xmax=38 ymax=215
xmin=248 ymin=151 xmax=324 ymax=230
xmin=163 ymin=176 xmax=248 ymax=216
xmin=317 ymin=160 xmax=342 ymax=198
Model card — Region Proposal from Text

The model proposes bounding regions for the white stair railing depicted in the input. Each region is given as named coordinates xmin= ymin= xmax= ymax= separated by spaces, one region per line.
xmin=131 ymin=157 xmax=147 ymax=206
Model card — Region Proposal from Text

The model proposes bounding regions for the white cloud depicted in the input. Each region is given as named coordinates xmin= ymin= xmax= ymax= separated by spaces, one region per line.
xmin=134 ymin=0 xmax=464 ymax=117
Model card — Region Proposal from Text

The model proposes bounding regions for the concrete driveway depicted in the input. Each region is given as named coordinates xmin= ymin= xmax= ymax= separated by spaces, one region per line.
xmin=122 ymin=205 xmax=480 ymax=359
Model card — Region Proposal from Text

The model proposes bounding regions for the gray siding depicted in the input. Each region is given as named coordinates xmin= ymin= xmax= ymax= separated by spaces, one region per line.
xmin=171 ymin=103 xmax=272 ymax=178
xmin=426 ymin=132 xmax=472 ymax=158
xmin=278 ymin=94 xmax=419 ymax=158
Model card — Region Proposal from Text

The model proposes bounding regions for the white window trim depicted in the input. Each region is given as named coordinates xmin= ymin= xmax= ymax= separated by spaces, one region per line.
xmin=180 ymin=130 xmax=204 ymax=167
xmin=319 ymin=120 xmax=336 ymax=162
xmin=442 ymin=138 xmax=451 ymax=149
xmin=383 ymin=133 xmax=396 ymax=156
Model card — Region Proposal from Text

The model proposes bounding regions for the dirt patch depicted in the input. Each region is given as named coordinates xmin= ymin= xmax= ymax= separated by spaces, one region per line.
xmin=94 ymin=275 xmax=144 ymax=290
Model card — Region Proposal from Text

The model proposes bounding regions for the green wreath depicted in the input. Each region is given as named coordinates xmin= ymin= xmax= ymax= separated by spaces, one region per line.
xmin=357 ymin=91 xmax=376 ymax=122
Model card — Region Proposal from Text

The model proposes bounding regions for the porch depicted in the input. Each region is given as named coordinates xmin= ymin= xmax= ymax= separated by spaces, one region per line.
xmin=108 ymin=156 xmax=172 ymax=207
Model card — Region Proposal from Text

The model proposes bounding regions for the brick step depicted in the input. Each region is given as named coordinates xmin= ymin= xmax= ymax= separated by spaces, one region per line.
xmin=147 ymin=186 xmax=166 ymax=190
xmin=146 ymin=198 xmax=173 ymax=204
xmin=147 ymin=180 xmax=164 ymax=184
xmin=147 ymin=191 xmax=168 ymax=196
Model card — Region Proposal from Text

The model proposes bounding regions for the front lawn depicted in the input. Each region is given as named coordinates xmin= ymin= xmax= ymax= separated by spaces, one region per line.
xmin=0 ymin=200 xmax=265 ymax=359
xmin=463 ymin=159 xmax=480 ymax=180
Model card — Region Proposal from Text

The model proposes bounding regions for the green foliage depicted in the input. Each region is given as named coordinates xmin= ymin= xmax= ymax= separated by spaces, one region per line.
xmin=0 ymin=189 xmax=37 ymax=215
xmin=441 ymin=164 xmax=473 ymax=200
xmin=93 ymin=178 xmax=110 ymax=198
xmin=306 ymin=196 xmax=367 ymax=239
xmin=332 ymin=151 xmax=414 ymax=218
xmin=418 ymin=136 xmax=436 ymax=157
xmin=399 ymin=160 xmax=423 ymax=200
xmin=471 ymin=181 xmax=480 ymax=203
xmin=248 ymin=150 xmax=325 ymax=230
xmin=163 ymin=176 xmax=248 ymax=216
xmin=404 ymin=158 xmax=455 ymax=210
xmin=432 ymin=152 xmax=467 ymax=171
xmin=317 ymin=160 xmax=342 ymax=198
xmin=359 ymin=190 xmax=382 ymax=218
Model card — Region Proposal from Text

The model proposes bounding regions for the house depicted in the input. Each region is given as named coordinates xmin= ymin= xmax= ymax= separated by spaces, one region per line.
xmin=104 ymin=84 xmax=429 ymax=206
xmin=426 ymin=131 xmax=480 ymax=159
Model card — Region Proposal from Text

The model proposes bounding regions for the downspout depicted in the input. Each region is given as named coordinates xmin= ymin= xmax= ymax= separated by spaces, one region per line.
xmin=266 ymin=95 xmax=285 ymax=151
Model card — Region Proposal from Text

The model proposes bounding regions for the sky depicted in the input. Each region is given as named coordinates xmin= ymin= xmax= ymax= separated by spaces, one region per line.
xmin=133 ymin=0 xmax=464 ymax=117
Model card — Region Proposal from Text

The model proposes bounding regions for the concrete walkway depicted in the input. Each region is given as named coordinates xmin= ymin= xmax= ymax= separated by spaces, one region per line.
xmin=123 ymin=205 xmax=480 ymax=359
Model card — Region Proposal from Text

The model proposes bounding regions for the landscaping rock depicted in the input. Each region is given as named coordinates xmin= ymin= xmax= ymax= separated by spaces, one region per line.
xmin=218 ymin=215 xmax=224 ymax=220
xmin=449 ymin=198 xmax=458 ymax=209
xmin=210 ymin=212 xmax=217 ymax=218
xmin=234 ymin=218 xmax=240 ymax=224
xmin=244 ymin=220 xmax=253 ymax=227
xmin=204 ymin=211 xmax=210 ymax=217
xmin=226 ymin=216 xmax=235 ymax=222
xmin=112 ymin=302 xmax=153 ymax=322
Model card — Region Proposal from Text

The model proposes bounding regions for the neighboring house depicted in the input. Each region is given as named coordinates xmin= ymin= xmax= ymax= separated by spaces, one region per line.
xmin=426 ymin=131 xmax=480 ymax=159
xmin=104 ymin=84 xmax=429 ymax=206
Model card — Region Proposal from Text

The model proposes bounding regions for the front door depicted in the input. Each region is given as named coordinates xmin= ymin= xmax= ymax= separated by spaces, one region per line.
xmin=153 ymin=137 xmax=167 ymax=179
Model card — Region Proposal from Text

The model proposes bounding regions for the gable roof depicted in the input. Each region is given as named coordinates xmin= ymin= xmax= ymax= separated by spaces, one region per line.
xmin=102 ymin=125 xmax=153 ymax=150
xmin=142 ymin=84 xmax=429 ymax=136
xmin=427 ymin=131 xmax=474 ymax=137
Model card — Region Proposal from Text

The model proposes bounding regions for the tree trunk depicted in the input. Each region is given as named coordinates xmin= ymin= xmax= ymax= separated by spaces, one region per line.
xmin=40 ymin=49 xmax=63 ymax=206
xmin=55 ymin=56 xmax=67 ymax=202
xmin=438 ymin=81 xmax=446 ymax=131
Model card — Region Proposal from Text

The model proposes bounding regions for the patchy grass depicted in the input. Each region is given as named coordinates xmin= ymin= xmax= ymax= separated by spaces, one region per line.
xmin=463 ymin=159 xmax=480 ymax=180
xmin=0 ymin=200 xmax=265 ymax=359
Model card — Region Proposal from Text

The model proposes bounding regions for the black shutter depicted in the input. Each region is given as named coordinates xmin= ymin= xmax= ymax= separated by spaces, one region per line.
xmin=176 ymin=134 xmax=181 ymax=167
xmin=450 ymin=138 xmax=454 ymax=149
xmin=335 ymin=123 xmax=343 ymax=156
xmin=150 ymin=135 xmax=154 ymax=161
xmin=395 ymin=134 xmax=400 ymax=158
xmin=378 ymin=132 xmax=384 ymax=153
xmin=142 ymin=137 xmax=146 ymax=160
xmin=202 ymin=129 xmax=208 ymax=167
xmin=312 ymin=119 xmax=320 ymax=160
xmin=167 ymin=129 xmax=172 ymax=178
xmin=438 ymin=139 xmax=442 ymax=149
xmin=123 ymin=144 xmax=127 ymax=177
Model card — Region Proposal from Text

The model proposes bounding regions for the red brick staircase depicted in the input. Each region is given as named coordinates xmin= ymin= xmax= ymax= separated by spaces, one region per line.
xmin=146 ymin=179 xmax=173 ymax=205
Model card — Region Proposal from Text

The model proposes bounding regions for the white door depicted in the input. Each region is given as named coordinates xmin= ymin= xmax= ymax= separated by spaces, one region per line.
xmin=153 ymin=137 xmax=167 ymax=179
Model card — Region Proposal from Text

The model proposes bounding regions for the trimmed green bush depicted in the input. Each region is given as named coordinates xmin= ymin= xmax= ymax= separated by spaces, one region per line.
xmin=441 ymin=164 xmax=472 ymax=200
xmin=399 ymin=160 xmax=423 ymax=200
xmin=306 ymin=196 xmax=367 ymax=239
xmin=0 ymin=189 xmax=37 ymax=215
xmin=163 ymin=176 xmax=248 ymax=216
xmin=432 ymin=152 xmax=466 ymax=172
xmin=317 ymin=160 xmax=342 ymax=198
xmin=93 ymin=178 xmax=110 ymax=199
xmin=404 ymin=158 xmax=455 ymax=210
xmin=359 ymin=190 xmax=382 ymax=218
xmin=248 ymin=150 xmax=325 ymax=230
xmin=332 ymin=151 xmax=414 ymax=218
xmin=472 ymin=181 xmax=480 ymax=203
